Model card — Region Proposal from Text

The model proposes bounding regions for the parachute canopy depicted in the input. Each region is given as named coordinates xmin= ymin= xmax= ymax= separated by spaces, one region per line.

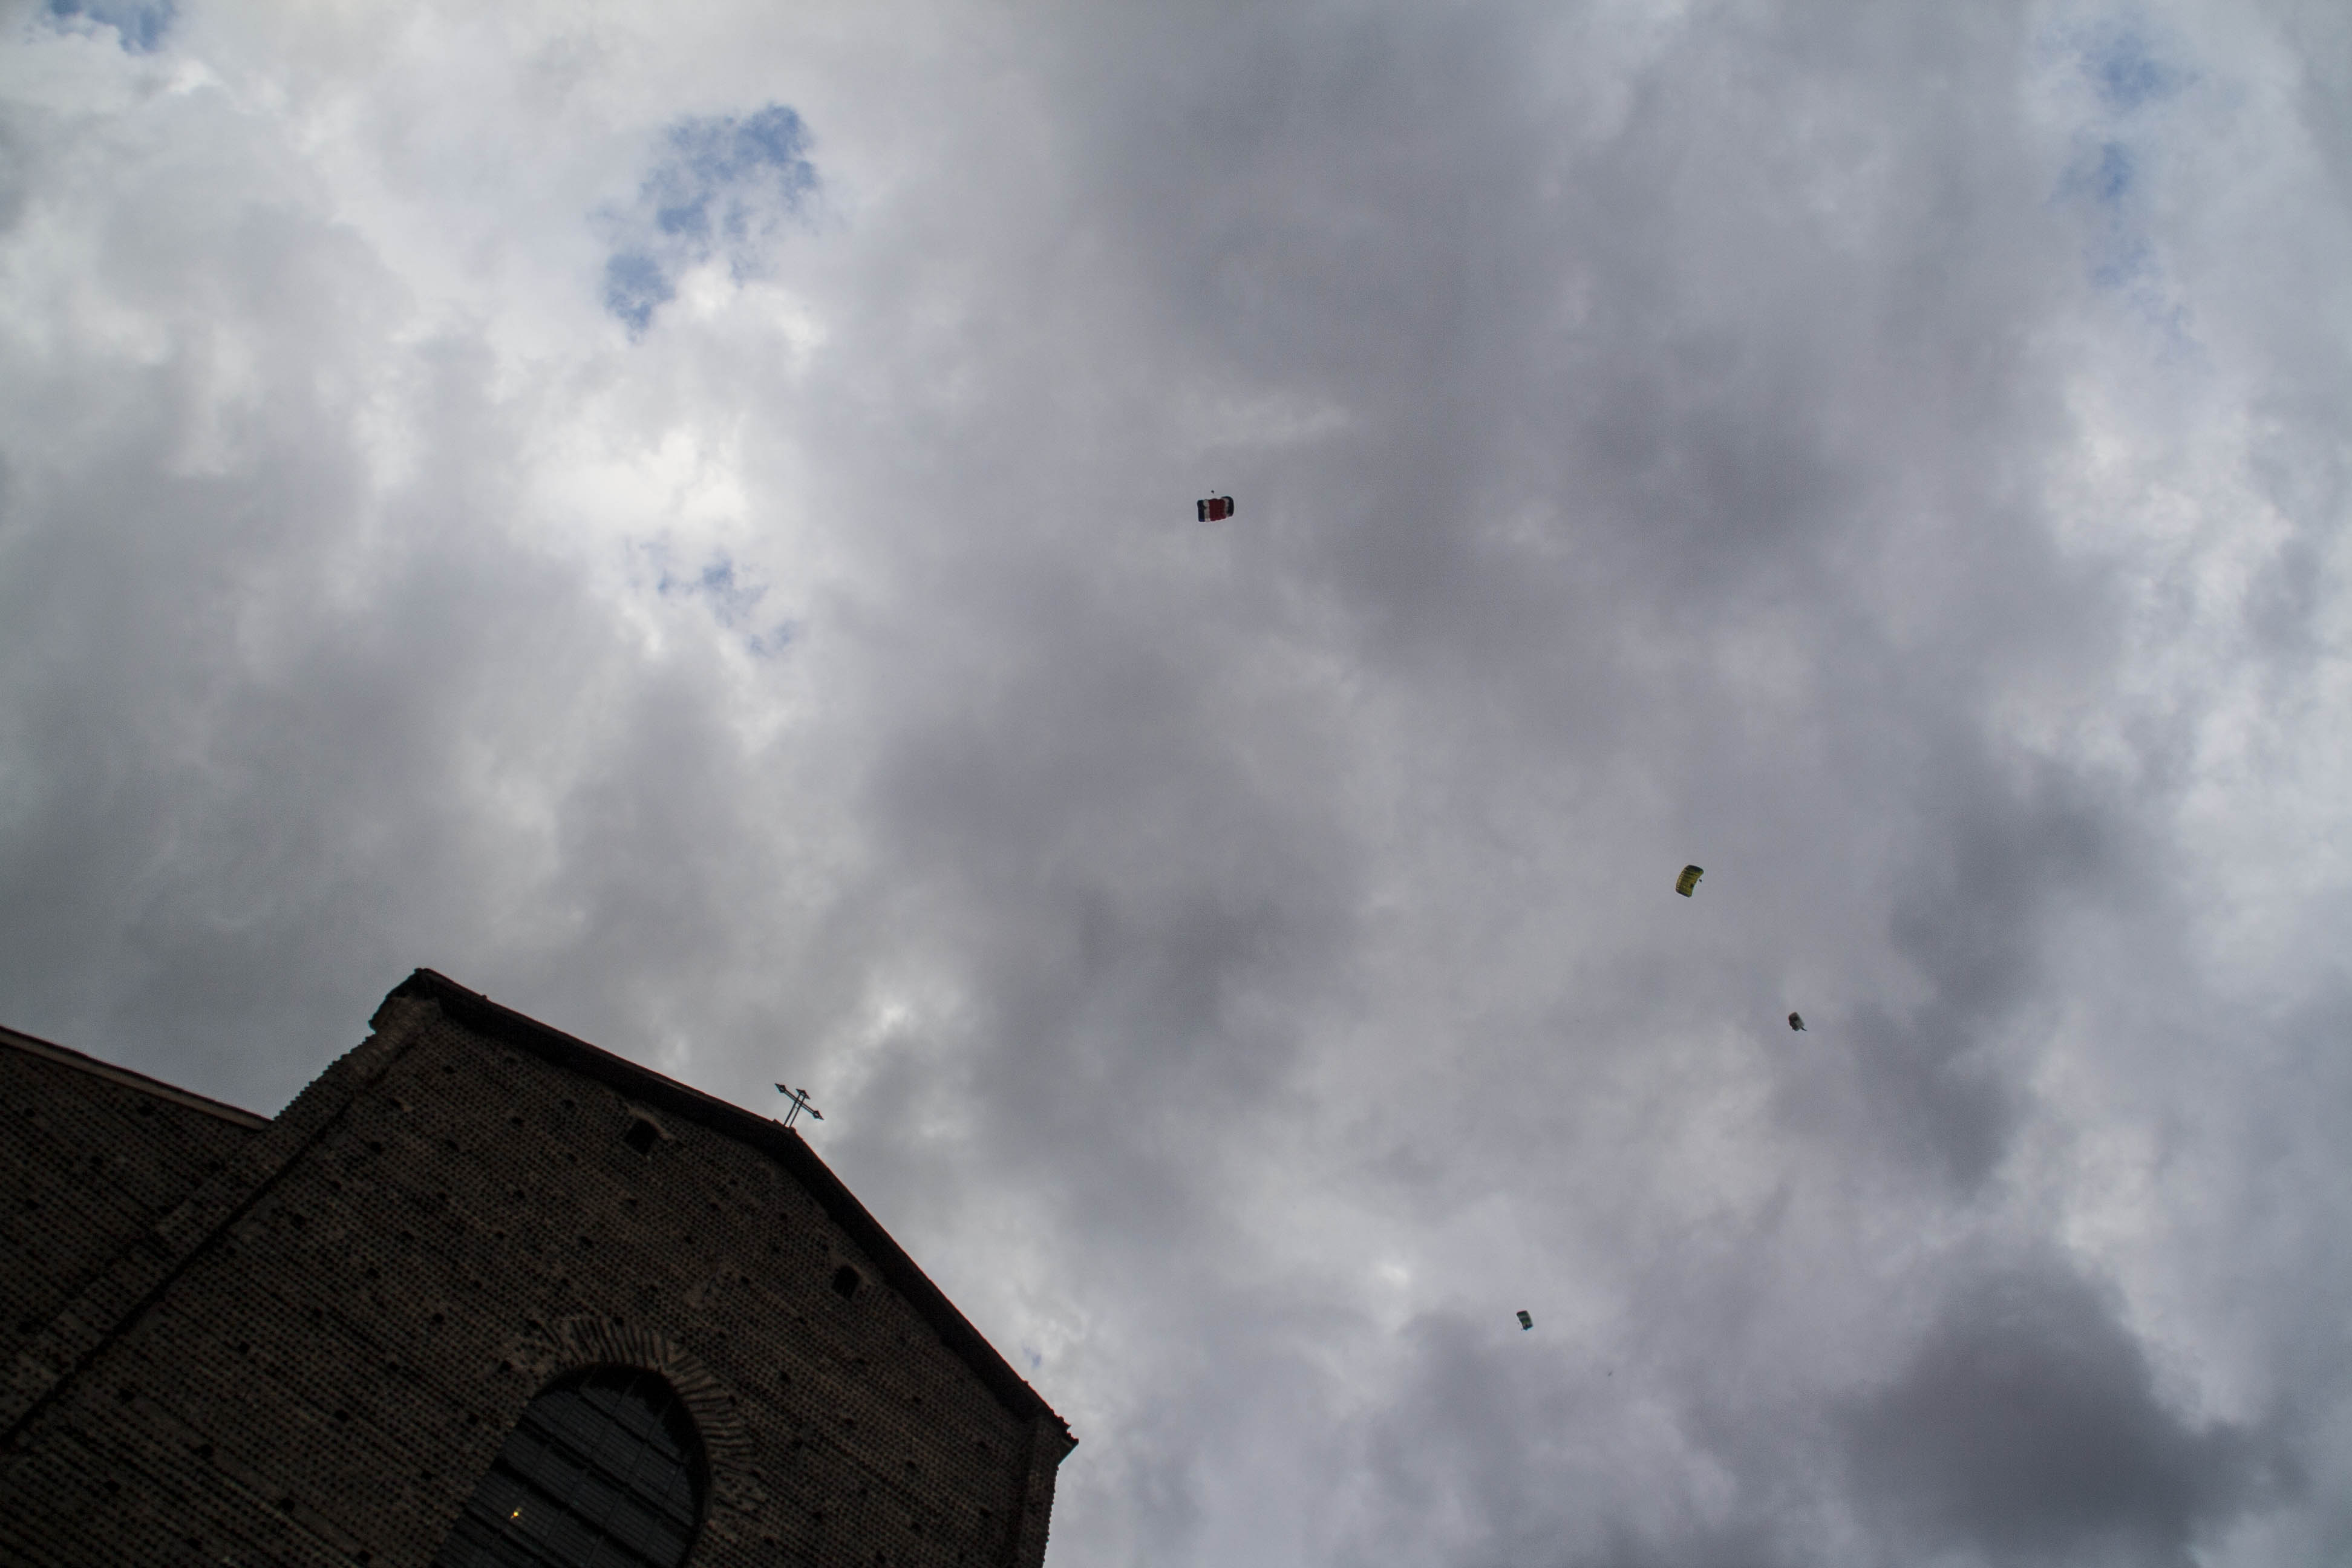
xmin=1788 ymin=1012 xmax=1805 ymax=1031
xmin=1675 ymin=864 xmax=1704 ymax=897
xmin=1197 ymin=494 xmax=1235 ymax=522
xmin=1516 ymin=1310 xmax=1533 ymax=1330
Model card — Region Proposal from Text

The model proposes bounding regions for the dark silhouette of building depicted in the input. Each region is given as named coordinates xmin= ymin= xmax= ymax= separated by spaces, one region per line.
xmin=1 ymin=970 xmax=1074 ymax=1567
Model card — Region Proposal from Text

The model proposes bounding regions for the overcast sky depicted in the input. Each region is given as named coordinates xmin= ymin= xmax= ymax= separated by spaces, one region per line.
xmin=5 ymin=0 xmax=2351 ymax=1562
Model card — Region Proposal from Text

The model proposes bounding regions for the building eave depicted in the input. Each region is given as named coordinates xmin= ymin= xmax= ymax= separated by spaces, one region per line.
xmin=0 ymin=1024 xmax=270 ymax=1131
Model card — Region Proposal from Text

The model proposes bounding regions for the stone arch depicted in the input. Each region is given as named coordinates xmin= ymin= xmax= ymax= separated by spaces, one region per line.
xmin=500 ymin=1315 xmax=766 ymax=1531
xmin=435 ymin=1365 xmax=705 ymax=1567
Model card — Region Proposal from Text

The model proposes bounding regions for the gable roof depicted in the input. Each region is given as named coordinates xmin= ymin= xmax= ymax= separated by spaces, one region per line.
xmin=385 ymin=969 xmax=1071 ymax=1446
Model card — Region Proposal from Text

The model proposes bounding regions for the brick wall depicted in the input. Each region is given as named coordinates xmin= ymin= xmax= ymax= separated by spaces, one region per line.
xmin=0 ymin=983 xmax=1071 ymax=1568
xmin=1 ymin=1027 xmax=263 ymax=1351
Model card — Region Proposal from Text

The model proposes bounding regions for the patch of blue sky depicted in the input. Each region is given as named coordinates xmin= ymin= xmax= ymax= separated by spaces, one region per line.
xmin=2089 ymin=141 xmax=2134 ymax=205
xmin=598 ymin=105 xmax=819 ymax=336
xmin=44 ymin=0 xmax=174 ymax=51
xmin=2078 ymin=21 xmax=2190 ymax=113
xmin=2041 ymin=13 xmax=2201 ymax=325
xmin=655 ymin=555 xmax=795 ymax=658
xmin=2088 ymin=232 xmax=2155 ymax=293
xmin=604 ymin=251 xmax=674 ymax=337
xmin=2054 ymin=143 xmax=2199 ymax=362
xmin=2060 ymin=140 xmax=2161 ymax=295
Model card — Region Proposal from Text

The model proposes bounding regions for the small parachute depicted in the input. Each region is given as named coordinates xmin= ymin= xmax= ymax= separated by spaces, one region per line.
xmin=1675 ymin=864 xmax=1704 ymax=897
xmin=1197 ymin=494 xmax=1235 ymax=522
xmin=1788 ymin=1012 xmax=1805 ymax=1031
xmin=1517 ymin=1310 xmax=1533 ymax=1331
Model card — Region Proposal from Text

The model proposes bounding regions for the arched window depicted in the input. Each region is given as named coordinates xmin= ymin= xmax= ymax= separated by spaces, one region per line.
xmin=433 ymin=1367 xmax=708 ymax=1568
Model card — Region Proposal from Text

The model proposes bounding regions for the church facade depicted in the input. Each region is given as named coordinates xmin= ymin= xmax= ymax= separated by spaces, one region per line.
xmin=0 ymin=970 xmax=1073 ymax=1567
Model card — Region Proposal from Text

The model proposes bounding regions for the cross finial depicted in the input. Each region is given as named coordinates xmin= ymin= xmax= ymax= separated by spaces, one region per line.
xmin=774 ymin=1083 xmax=824 ymax=1129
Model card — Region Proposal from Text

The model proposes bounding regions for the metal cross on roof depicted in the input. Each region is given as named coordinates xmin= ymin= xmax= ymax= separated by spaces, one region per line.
xmin=774 ymin=1083 xmax=824 ymax=1129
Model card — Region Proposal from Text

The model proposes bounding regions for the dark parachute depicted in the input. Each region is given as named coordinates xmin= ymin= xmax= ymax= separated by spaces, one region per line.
xmin=1197 ymin=494 xmax=1235 ymax=521
xmin=1788 ymin=1012 xmax=1805 ymax=1031
xmin=1675 ymin=864 xmax=1704 ymax=897
xmin=1516 ymin=1310 xmax=1533 ymax=1330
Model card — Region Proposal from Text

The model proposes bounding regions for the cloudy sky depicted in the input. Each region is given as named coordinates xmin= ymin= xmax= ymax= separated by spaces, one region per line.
xmin=5 ymin=0 xmax=2351 ymax=1561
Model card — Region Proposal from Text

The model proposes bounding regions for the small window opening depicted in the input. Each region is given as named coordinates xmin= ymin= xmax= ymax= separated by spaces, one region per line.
xmin=624 ymin=1119 xmax=659 ymax=1157
xmin=831 ymin=1266 xmax=862 ymax=1300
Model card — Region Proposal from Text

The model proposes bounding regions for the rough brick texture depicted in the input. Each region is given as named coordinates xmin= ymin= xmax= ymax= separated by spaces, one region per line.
xmin=1 ymin=1026 xmax=265 ymax=1348
xmin=0 ymin=974 xmax=1073 ymax=1568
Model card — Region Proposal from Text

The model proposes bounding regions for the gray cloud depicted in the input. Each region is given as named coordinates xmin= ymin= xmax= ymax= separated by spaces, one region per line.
xmin=1842 ymin=1255 xmax=2280 ymax=1562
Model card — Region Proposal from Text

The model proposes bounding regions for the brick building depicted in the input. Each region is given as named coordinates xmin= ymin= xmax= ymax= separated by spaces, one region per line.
xmin=0 ymin=970 xmax=1074 ymax=1567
